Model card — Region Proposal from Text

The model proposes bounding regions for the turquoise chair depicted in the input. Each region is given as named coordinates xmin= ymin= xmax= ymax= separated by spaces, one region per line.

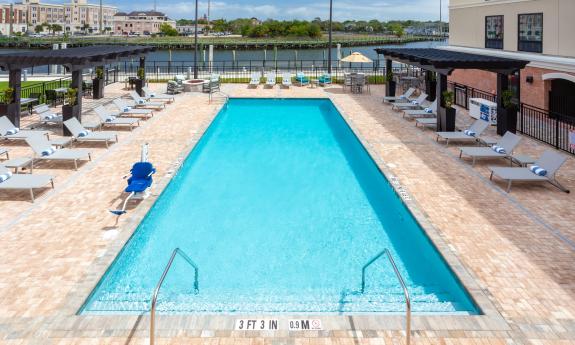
xmin=319 ymin=74 xmax=332 ymax=86
xmin=295 ymin=72 xmax=309 ymax=86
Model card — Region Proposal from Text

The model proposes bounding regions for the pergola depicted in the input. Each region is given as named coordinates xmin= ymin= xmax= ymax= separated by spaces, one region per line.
xmin=0 ymin=45 xmax=154 ymax=130
xmin=375 ymin=48 xmax=529 ymax=133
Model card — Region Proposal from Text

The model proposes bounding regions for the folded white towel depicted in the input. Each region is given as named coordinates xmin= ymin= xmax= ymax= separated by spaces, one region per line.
xmin=0 ymin=171 xmax=12 ymax=182
xmin=464 ymin=130 xmax=476 ymax=137
xmin=41 ymin=146 xmax=56 ymax=156
xmin=491 ymin=145 xmax=506 ymax=154
xmin=77 ymin=130 xmax=90 ymax=137
xmin=5 ymin=127 xmax=19 ymax=135
xmin=529 ymin=165 xmax=547 ymax=176
xmin=106 ymin=115 xmax=117 ymax=122
xmin=424 ymin=107 xmax=433 ymax=113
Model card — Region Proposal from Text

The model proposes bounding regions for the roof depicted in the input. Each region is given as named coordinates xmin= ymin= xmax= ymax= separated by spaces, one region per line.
xmin=0 ymin=45 xmax=155 ymax=70
xmin=126 ymin=11 xmax=166 ymax=16
xmin=374 ymin=48 xmax=529 ymax=74
xmin=114 ymin=11 xmax=127 ymax=16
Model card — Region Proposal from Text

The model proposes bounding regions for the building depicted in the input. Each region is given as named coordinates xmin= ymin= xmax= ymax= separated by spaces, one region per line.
xmin=113 ymin=11 xmax=175 ymax=35
xmin=176 ymin=24 xmax=206 ymax=35
xmin=0 ymin=4 xmax=28 ymax=35
xmin=447 ymin=0 xmax=575 ymax=118
xmin=16 ymin=0 xmax=116 ymax=34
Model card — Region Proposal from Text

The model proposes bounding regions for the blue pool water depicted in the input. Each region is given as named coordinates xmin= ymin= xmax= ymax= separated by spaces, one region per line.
xmin=82 ymin=98 xmax=478 ymax=314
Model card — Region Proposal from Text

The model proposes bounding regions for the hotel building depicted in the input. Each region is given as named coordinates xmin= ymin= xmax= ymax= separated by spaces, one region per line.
xmin=0 ymin=4 xmax=27 ymax=35
xmin=113 ymin=11 xmax=176 ymax=35
xmin=447 ymin=0 xmax=575 ymax=118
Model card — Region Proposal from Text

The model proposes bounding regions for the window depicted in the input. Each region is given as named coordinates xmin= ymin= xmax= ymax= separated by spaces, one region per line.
xmin=518 ymin=13 xmax=543 ymax=53
xmin=485 ymin=15 xmax=503 ymax=49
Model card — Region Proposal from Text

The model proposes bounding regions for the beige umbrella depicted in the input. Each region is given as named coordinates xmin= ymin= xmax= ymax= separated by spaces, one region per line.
xmin=340 ymin=52 xmax=373 ymax=63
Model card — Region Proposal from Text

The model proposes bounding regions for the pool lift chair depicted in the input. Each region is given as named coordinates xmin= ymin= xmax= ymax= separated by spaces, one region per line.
xmin=110 ymin=143 xmax=156 ymax=216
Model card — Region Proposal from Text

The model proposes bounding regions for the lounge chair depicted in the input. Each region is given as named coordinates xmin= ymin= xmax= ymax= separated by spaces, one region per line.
xmin=25 ymin=134 xmax=91 ymax=170
xmin=112 ymin=98 xmax=154 ymax=118
xmin=415 ymin=117 xmax=437 ymax=128
xmin=249 ymin=73 xmax=260 ymax=87
xmin=33 ymin=104 xmax=63 ymax=125
xmin=64 ymin=118 xmax=118 ymax=148
xmin=265 ymin=73 xmax=276 ymax=88
xmin=0 ymin=116 xmax=50 ymax=141
xmin=0 ymin=165 xmax=54 ymax=202
xmin=94 ymin=106 xmax=140 ymax=131
xmin=142 ymin=86 xmax=175 ymax=103
xmin=295 ymin=72 xmax=309 ymax=86
xmin=0 ymin=147 xmax=8 ymax=159
xmin=392 ymin=93 xmax=428 ymax=110
xmin=436 ymin=119 xmax=490 ymax=146
xmin=383 ymin=87 xmax=415 ymax=103
xmin=403 ymin=100 xmax=437 ymax=119
xmin=319 ymin=74 xmax=332 ymax=86
xmin=129 ymin=91 xmax=166 ymax=110
xmin=489 ymin=150 xmax=570 ymax=193
xmin=281 ymin=73 xmax=292 ymax=88
xmin=459 ymin=132 xmax=521 ymax=166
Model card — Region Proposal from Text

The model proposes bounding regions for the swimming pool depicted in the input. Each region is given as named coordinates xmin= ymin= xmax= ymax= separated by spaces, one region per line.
xmin=82 ymin=98 xmax=478 ymax=314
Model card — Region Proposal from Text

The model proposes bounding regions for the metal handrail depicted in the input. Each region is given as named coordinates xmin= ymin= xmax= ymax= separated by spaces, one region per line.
xmin=361 ymin=249 xmax=411 ymax=345
xmin=150 ymin=248 xmax=199 ymax=345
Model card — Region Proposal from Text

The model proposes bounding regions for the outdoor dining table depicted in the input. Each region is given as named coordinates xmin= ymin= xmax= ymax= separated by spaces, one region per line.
xmin=350 ymin=74 xmax=366 ymax=94
xmin=20 ymin=97 xmax=39 ymax=112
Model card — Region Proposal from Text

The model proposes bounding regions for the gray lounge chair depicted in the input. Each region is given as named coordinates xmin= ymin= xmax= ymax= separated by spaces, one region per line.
xmin=0 ymin=116 xmax=50 ymax=141
xmin=403 ymin=100 xmax=437 ymax=118
xmin=383 ymin=87 xmax=415 ymax=103
xmin=489 ymin=150 xmax=570 ymax=193
xmin=26 ymin=135 xmax=91 ymax=170
xmin=281 ymin=73 xmax=292 ymax=88
xmin=436 ymin=119 xmax=490 ymax=146
xmin=129 ymin=91 xmax=166 ymax=109
xmin=0 ymin=165 xmax=54 ymax=202
xmin=415 ymin=117 xmax=437 ymax=128
xmin=249 ymin=73 xmax=260 ymax=87
xmin=64 ymin=118 xmax=118 ymax=148
xmin=142 ymin=86 xmax=175 ymax=103
xmin=392 ymin=93 xmax=428 ymax=110
xmin=112 ymin=98 xmax=154 ymax=118
xmin=0 ymin=147 xmax=8 ymax=159
xmin=94 ymin=106 xmax=140 ymax=131
xmin=459 ymin=132 xmax=521 ymax=166
xmin=266 ymin=73 xmax=276 ymax=88
xmin=33 ymin=104 xmax=63 ymax=125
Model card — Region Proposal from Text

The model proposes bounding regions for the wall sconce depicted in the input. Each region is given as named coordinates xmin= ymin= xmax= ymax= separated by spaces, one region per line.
xmin=526 ymin=76 xmax=534 ymax=83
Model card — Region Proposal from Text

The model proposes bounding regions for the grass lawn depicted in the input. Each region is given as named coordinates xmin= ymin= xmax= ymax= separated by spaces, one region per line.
xmin=0 ymin=81 xmax=45 ymax=92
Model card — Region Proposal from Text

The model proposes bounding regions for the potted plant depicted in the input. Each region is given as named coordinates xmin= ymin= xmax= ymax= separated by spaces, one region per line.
xmin=497 ymin=89 xmax=518 ymax=135
xmin=92 ymin=67 xmax=105 ymax=99
xmin=0 ymin=87 xmax=21 ymax=127
xmin=385 ymin=69 xmax=396 ymax=97
xmin=134 ymin=67 xmax=146 ymax=96
xmin=62 ymin=88 xmax=80 ymax=135
xmin=441 ymin=90 xmax=456 ymax=132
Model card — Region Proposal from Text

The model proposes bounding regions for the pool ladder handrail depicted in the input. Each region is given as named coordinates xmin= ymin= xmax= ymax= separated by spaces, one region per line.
xmin=209 ymin=90 xmax=229 ymax=104
xmin=361 ymin=249 xmax=411 ymax=345
xmin=150 ymin=248 xmax=199 ymax=345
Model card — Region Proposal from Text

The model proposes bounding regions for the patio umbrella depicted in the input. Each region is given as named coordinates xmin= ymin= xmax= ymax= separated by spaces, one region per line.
xmin=340 ymin=52 xmax=373 ymax=63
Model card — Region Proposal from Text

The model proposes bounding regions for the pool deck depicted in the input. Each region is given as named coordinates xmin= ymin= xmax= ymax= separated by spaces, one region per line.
xmin=1 ymin=83 xmax=575 ymax=344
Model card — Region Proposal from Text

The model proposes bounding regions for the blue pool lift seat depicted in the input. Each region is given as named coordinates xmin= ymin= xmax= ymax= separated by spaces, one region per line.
xmin=110 ymin=161 xmax=156 ymax=216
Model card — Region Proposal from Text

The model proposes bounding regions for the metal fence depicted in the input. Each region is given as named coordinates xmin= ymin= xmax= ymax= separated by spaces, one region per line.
xmin=447 ymin=81 xmax=496 ymax=109
xmin=518 ymin=103 xmax=575 ymax=155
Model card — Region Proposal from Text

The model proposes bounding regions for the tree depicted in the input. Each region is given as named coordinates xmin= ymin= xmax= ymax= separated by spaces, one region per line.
xmin=387 ymin=23 xmax=404 ymax=37
xmin=34 ymin=24 xmax=44 ymax=34
xmin=50 ymin=24 xmax=63 ymax=36
xmin=159 ymin=23 xmax=178 ymax=36
xmin=81 ymin=23 xmax=90 ymax=33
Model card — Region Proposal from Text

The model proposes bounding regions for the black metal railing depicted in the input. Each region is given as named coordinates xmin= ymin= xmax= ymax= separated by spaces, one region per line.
xmin=447 ymin=81 xmax=496 ymax=109
xmin=519 ymin=103 xmax=575 ymax=155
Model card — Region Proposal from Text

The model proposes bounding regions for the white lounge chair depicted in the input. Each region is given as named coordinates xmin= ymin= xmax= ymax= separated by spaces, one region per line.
xmin=383 ymin=87 xmax=415 ymax=103
xmin=0 ymin=165 xmax=54 ymax=202
xmin=403 ymin=100 xmax=437 ymax=119
xmin=26 ymin=134 xmax=91 ymax=170
xmin=266 ymin=73 xmax=276 ymax=88
xmin=64 ymin=118 xmax=118 ymax=148
xmin=249 ymin=73 xmax=260 ymax=87
xmin=392 ymin=93 xmax=428 ymax=111
xmin=282 ymin=73 xmax=292 ymax=88
xmin=112 ymin=98 xmax=154 ymax=118
xmin=0 ymin=116 xmax=50 ymax=141
xmin=129 ymin=91 xmax=166 ymax=110
xmin=489 ymin=150 xmax=570 ymax=193
xmin=33 ymin=104 xmax=63 ymax=125
xmin=436 ymin=119 xmax=490 ymax=146
xmin=459 ymin=132 xmax=521 ymax=166
xmin=142 ymin=86 xmax=175 ymax=103
xmin=94 ymin=106 xmax=140 ymax=131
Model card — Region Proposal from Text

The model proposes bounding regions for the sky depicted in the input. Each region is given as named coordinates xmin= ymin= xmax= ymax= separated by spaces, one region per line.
xmin=112 ymin=0 xmax=449 ymax=22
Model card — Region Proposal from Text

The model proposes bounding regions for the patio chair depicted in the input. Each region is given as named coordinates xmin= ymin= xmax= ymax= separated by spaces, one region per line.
xmin=0 ymin=165 xmax=54 ymax=202
xmin=403 ymin=100 xmax=437 ymax=119
xmin=142 ymin=86 xmax=175 ymax=103
xmin=63 ymin=118 xmax=118 ymax=148
xmin=392 ymin=93 xmax=428 ymax=111
xmin=383 ymin=87 xmax=415 ymax=103
xmin=281 ymin=73 xmax=292 ymax=88
xmin=0 ymin=116 xmax=50 ymax=141
xmin=94 ymin=106 xmax=140 ymax=131
xmin=295 ymin=72 xmax=309 ymax=87
xmin=436 ymin=119 xmax=490 ymax=146
xmin=112 ymin=98 xmax=154 ymax=118
xmin=489 ymin=150 xmax=570 ymax=193
xmin=415 ymin=117 xmax=437 ymax=129
xmin=266 ymin=72 xmax=276 ymax=88
xmin=459 ymin=132 xmax=521 ymax=166
xmin=33 ymin=104 xmax=63 ymax=125
xmin=249 ymin=73 xmax=261 ymax=87
xmin=166 ymin=81 xmax=183 ymax=94
xmin=319 ymin=74 xmax=332 ymax=86
xmin=129 ymin=91 xmax=166 ymax=110
xmin=45 ymin=89 xmax=60 ymax=106
xmin=25 ymin=134 xmax=91 ymax=171
xmin=343 ymin=73 xmax=353 ymax=92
